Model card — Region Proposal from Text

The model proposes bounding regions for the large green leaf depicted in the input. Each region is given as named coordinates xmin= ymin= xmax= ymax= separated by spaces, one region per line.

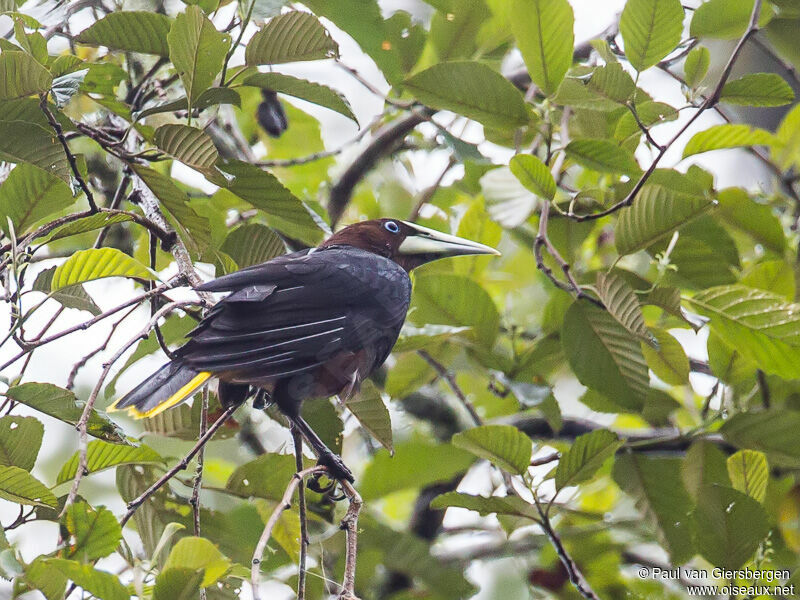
xmin=726 ymin=450 xmax=768 ymax=503
xmin=392 ymin=324 xmax=470 ymax=353
xmin=64 ymin=502 xmax=122 ymax=561
xmin=131 ymin=165 xmax=212 ymax=255
xmin=620 ymin=0 xmax=683 ymax=71
xmin=245 ymin=11 xmax=338 ymax=65
xmin=682 ymin=440 xmax=731 ymax=500
xmin=0 ymin=465 xmax=56 ymax=508
xmin=57 ymin=441 xmax=162 ymax=485
xmin=683 ymin=124 xmax=776 ymax=157
xmin=33 ymin=266 xmax=101 ymax=316
xmin=509 ymin=154 xmax=555 ymax=200
xmin=168 ymin=6 xmax=230 ymax=110
xmin=720 ymin=72 xmax=795 ymax=106
xmin=641 ymin=329 xmax=689 ymax=385
xmin=595 ymin=271 xmax=653 ymax=343
xmin=153 ymin=568 xmax=204 ymax=600
xmin=683 ymin=46 xmax=710 ymax=87
xmin=772 ymin=103 xmax=800 ymax=170
xmin=510 ymin=0 xmax=573 ymax=95
xmin=0 ymin=121 xmax=71 ymax=182
xmin=452 ymin=425 xmax=532 ymax=475
xmin=3 ymin=383 xmax=126 ymax=443
xmin=561 ymin=300 xmax=649 ymax=410
xmin=217 ymin=160 xmax=323 ymax=245
xmin=46 ymin=559 xmax=129 ymax=600
xmin=690 ymin=0 xmax=774 ymax=39
xmin=613 ymin=454 xmax=694 ymax=563
xmin=587 ymin=62 xmax=636 ymax=105
xmin=404 ymin=61 xmax=529 ymax=130
xmin=565 ymin=139 xmax=640 ymax=175
xmin=163 ymin=537 xmax=231 ymax=587
xmin=51 ymin=248 xmax=154 ymax=289
xmin=220 ymin=223 xmax=285 ymax=269
xmin=716 ymin=187 xmax=786 ymax=254
xmin=410 ymin=273 xmax=500 ymax=347
xmin=241 ymin=72 xmax=355 ymax=122
xmin=153 ymin=124 xmax=219 ymax=171
xmin=0 ymin=416 xmax=43 ymax=471
xmin=720 ymin=410 xmax=800 ymax=463
xmin=686 ymin=285 xmax=800 ymax=379
xmin=0 ymin=51 xmax=52 ymax=99
xmin=690 ymin=484 xmax=769 ymax=569
xmin=75 ymin=12 xmax=172 ymax=56
xmin=346 ymin=380 xmax=393 ymax=453
xmin=555 ymin=429 xmax=621 ymax=490
xmin=430 ymin=491 xmax=539 ymax=520
xmin=360 ymin=441 xmax=475 ymax=500
xmin=226 ymin=453 xmax=313 ymax=500
xmin=740 ymin=260 xmax=795 ymax=299
xmin=615 ymin=183 xmax=712 ymax=255
xmin=0 ymin=164 xmax=74 ymax=236
xmin=37 ymin=212 xmax=134 ymax=245
xmin=25 ymin=558 xmax=68 ymax=600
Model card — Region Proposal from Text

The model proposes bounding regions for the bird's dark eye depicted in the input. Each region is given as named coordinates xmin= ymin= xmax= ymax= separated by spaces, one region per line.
xmin=384 ymin=221 xmax=400 ymax=234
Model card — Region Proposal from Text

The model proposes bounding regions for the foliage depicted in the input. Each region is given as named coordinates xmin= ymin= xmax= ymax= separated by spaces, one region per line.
xmin=0 ymin=0 xmax=799 ymax=599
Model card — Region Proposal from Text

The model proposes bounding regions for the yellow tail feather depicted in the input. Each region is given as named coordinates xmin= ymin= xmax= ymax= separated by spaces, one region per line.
xmin=109 ymin=371 xmax=212 ymax=419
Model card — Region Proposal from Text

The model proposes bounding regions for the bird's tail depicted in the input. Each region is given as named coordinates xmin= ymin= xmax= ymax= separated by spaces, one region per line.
xmin=108 ymin=361 xmax=212 ymax=419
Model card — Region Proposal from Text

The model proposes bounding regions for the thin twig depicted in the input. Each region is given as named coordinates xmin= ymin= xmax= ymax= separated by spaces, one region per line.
xmin=292 ymin=427 xmax=310 ymax=600
xmin=417 ymin=350 xmax=482 ymax=426
xmin=39 ymin=95 xmax=98 ymax=212
xmin=408 ymin=157 xmax=457 ymax=222
xmin=120 ymin=403 xmax=239 ymax=527
xmin=337 ymin=480 xmax=363 ymax=600
xmin=191 ymin=388 xmax=209 ymax=536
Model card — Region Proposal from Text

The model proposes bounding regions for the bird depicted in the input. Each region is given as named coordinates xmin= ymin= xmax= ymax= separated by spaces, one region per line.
xmin=110 ymin=218 xmax=500 ymax=482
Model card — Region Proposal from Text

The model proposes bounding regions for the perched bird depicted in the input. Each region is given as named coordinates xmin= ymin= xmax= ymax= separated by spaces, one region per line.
xmin=110 ymin=219 xmax=499 ymax=481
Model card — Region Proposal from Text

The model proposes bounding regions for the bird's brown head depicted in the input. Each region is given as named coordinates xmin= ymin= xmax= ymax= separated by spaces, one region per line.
xmin=320 ymin=218 xmax=500 ymax=271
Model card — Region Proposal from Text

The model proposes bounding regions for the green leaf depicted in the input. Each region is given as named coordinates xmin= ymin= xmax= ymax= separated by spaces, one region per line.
xmin=716 ymin=187 xmax=786 ymax=254
xmin=153 ymin=568 xmax=204 ymax=600
xmin=510 ymin=0 xmax=574 ymax=95
xmin=555 ymin=429 xmax=621 ymax=490
xmin=642 ymin=329 xmax=690 ymax=385
xmin=684 ymin=124 xmax=776 ymax=158
xmin=131 ymin=165 xmax=212 ymax=255
xmin=772 ymin=103 xmax=800 ymax=170
xmin=588 ymin=62 xmax=637 ymax=104
xmin=620 ymin=0 xmax=684 ymax=71
xmin=76 ymin=12 xmax=172 ymax=56
xmin=643 ymin=285 xmax=701 ymax=330
xmin=57 ymin=441 xmax=162 ymax=485
xmin=136 ymin=87 xmax=241 ymax=119
xmin=690 ymin=0 xmax=774 ymax=39
xmin=217 ymin=160 xmax=323 ymax=245
xmin=26 ymin=558 xmax=68 ymax=600
xmin=392 ymin=324 xmax=470 ymax=352
xmin=727 ymin=450 xmax=768 ymax=503
xmin=360 ymin=441 xmax=475 ymax=500
xmin=565 ymin=139 xmax=640 ymax=175
xmin=613 ymin=454 xmax=694 ymax=563
xmin=0 ymin=465 xmax=56 ymax=508
xmin=614 ymin=101 xmax=678 ymax=143
xmin=403 ymin=61 xmax=529 ymax=130
xmin=561 ymin=300 xmax=649 ymax=410
xmin=595 ymin=271 xmax=653 ymax=343
xmin=51 ymin=69 xmax=88 ymax=108
xmin=51 ymin=248 xmax=154 ymax=289
xmin=509 ymin=154 xmax=555 ymax=200
xmin=430 ymin=491 xmax=539 ymax=520
xmin=4 ymin=383 xmax=126 ymax=443
xmin=615 ymin=184 xmax=712 ymax=255
xmin=682 ymin=440 xmax=731 ymax=500
xmin=684 ymin=46 xmax=710 ymax=86
xmin=46 ymin=559 xmax=129 ymax=600
xmin=690 ymin=484 xmax=769 ymax=569
xmin=452 ymin=425 xmax=532 ymax=475
xmin=686 ymin=285 xmax=800 ymax=380
xmin=64 ymin=502 xmax=122 ymax=561
xmin=245 ymin=11 xmax=338 ymax=65
xmin=154 ymin=124 xmax=219 ymax=171
xmin=410 ymin=273 xmax=500 ymax=347
xmin=168 ymin=6 xmax=230 ymax=110
xmin=0 ymin=51 xmax=52 ymax=99
xmin=346 ymin=380 xmax=393 ymax=454
xmin=163 ymin=537 xmax=231 ymax=587
xmin=0 ymin=120 xmax=71 ymax=182
xmin=242 ymin=72 xmax=355 ymax=122
xmin=226 ymin=453 xmax=311 ymax=500
xmin=0 ymin=163 xmax=74 ymax=236
xmin=740 ymin=260 xmax=795 ymax=299
xmin=37 ymin=212 xmax=135 ymax=245
xmin=0 ymin=416 xmax=43 ymax=471
xmin=720 ymin=72 xmax=794 ymax=106
xmin=721 ymin=410 xmax=800 ymax=463
xmin=220 ymin=223 xmax=285 ymax=269
xmin=33 ymin=266 xmax=101 ymax=316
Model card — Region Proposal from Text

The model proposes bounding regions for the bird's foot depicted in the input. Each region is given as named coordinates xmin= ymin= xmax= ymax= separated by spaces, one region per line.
xmin=316 ymin=451 xmax=354 ymax=483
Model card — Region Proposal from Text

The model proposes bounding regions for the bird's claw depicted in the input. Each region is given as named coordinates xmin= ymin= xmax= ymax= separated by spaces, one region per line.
xmin=316 ymin=452 xmax=354 ymax=483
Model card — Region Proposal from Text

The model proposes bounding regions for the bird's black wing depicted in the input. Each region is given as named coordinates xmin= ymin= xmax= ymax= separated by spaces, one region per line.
xmin=179 ymin=247 xmax=411 ymax=384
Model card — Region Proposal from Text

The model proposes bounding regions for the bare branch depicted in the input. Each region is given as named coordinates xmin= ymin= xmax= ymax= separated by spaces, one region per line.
xmin=417 ymin=350 xmax=482 ymax=427
xmin=292 ymin=427 xmax=310 ymax=600
xmin=337 ymin=481 xmax=363 ymax=600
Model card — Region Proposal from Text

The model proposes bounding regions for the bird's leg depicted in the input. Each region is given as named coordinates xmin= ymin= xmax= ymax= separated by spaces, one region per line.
xmin=288 ymin=415 xmax=355 ymax=483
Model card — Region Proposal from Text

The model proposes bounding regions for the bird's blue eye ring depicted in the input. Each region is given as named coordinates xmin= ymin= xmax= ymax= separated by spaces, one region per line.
xmin=384 ymin=221 xmax=400 ymax=233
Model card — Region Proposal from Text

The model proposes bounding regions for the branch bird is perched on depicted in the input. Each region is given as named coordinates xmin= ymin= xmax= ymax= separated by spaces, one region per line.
xmin=110 ymin=219 xmax=500 ymax=481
